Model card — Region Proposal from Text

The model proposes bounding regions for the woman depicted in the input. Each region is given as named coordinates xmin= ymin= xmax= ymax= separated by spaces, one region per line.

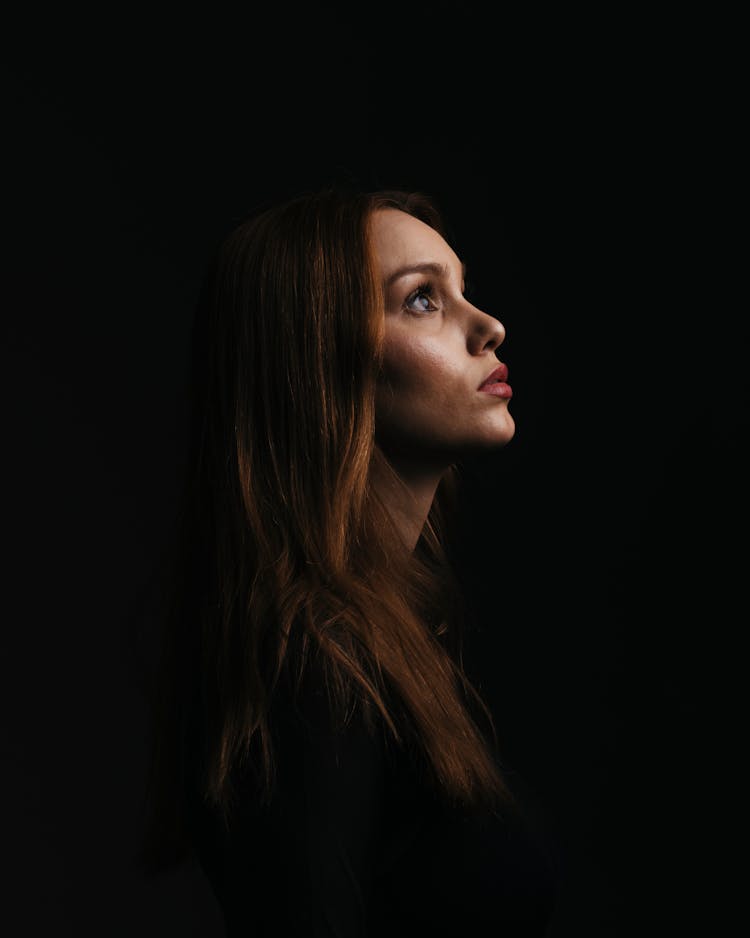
xmin=139 ymin=186 xmax=557 ymax=935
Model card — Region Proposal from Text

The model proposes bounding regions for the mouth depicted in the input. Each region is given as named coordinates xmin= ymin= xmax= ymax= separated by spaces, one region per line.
xmin=478 ymin=363 xmax=509 ymax=390
xmin=478 ymin=362 xmax=513 ymax=399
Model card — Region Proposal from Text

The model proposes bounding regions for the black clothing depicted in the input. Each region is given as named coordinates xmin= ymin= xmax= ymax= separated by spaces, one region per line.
xmin=187 ymin=656 xmax=557 ymax=937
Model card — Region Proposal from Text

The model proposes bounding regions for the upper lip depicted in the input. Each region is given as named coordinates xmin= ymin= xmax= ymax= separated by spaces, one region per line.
xmin=478 ymin=362 xmax=509 ymax=389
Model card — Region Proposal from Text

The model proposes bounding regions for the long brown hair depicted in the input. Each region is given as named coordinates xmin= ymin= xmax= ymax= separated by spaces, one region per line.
xmin=138 ymin=185 xmax=511 ymax=873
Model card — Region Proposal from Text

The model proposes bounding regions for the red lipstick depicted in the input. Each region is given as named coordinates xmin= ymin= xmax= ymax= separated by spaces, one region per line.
xmin=478 ymin=363 xmax=513 ymax=399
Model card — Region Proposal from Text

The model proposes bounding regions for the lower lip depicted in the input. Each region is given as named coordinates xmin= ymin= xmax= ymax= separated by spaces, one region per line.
xmin=479 ymin=382 xmax=513 ymax=399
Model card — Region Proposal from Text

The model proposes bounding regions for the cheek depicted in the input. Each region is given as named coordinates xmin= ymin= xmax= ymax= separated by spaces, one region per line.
xmin=379 ymin=332 xmax=458 ymax=399
xmin=375 ymin=333 xmax=471 ymax=449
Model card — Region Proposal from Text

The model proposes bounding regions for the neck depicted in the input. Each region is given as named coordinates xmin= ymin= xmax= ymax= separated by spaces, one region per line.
xmin=370 ymin=450 xmax=447 ymax=552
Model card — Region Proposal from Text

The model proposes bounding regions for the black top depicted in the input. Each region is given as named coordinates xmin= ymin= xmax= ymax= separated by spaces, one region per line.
xmin=187 ymin=655 xmax=558 ymax=937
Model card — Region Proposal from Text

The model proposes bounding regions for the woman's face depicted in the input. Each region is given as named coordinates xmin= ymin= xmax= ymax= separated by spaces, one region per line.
xmin=370 ymin=208 xmax=515 ymax=472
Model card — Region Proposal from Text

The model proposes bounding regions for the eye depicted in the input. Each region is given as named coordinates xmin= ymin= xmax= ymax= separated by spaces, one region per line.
xmin=404 ymin=282 xmax=438 ymax=314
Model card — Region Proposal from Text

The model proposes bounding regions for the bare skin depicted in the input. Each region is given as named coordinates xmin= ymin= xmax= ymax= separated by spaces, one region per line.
xmin=369 ymin=208 xmax=515 ymax=550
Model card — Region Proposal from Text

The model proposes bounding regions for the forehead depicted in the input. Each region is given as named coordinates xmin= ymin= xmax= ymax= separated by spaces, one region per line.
xmin=369 ymin=208 xmax=460 ymax=275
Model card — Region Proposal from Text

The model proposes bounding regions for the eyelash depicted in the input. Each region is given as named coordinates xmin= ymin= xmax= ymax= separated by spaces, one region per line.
xmin=404 ymin=281 xmax=438 ymax=314
xmin=404 ymin=279 xmax=473 ymax=314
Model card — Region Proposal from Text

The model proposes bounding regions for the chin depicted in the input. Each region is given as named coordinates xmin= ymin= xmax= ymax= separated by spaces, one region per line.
xmin=456 ymin=427 xmax=516 ymax=459
xmin=500 ymin=425 xmax=516 ymax=446
xmin=489 ymin=411 xmax=516 ymax=446
xmin=490 ymin=429 xmax=515 ymax=449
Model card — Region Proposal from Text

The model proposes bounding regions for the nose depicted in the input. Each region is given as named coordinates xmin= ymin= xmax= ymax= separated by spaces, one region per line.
xmin=465 ymin=302 xmax=506 ymax=355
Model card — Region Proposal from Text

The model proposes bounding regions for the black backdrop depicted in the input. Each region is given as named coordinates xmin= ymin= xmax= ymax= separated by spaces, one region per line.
xmin=5 ymin=5 xmax=744 ymax=936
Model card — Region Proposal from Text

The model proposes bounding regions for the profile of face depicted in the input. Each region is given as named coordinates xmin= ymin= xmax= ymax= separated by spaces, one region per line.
xmin=370 ymin=208 xmax=515 ymax=476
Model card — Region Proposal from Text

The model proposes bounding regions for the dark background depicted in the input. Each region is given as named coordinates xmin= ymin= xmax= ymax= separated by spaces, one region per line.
xmin=4 ymin=5 xmax=744 ymax=936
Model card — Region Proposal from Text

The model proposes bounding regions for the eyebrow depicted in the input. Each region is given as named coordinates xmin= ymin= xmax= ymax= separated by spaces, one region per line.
xmin=385 ymin=260 xmax=467 ymax=287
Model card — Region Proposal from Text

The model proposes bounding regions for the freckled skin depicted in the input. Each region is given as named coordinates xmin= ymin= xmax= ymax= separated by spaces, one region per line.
xmin=370 ymin=209 xmax=515 ymax=472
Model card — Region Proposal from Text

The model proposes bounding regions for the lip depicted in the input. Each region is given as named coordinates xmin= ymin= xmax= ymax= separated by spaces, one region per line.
xmin=478 ymin=363 xmax=509 ymax=390
xmin=478 ymin=361 xmax=512 ymax=399
xmin=478 ymin=362 xmax=508 ymax=391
